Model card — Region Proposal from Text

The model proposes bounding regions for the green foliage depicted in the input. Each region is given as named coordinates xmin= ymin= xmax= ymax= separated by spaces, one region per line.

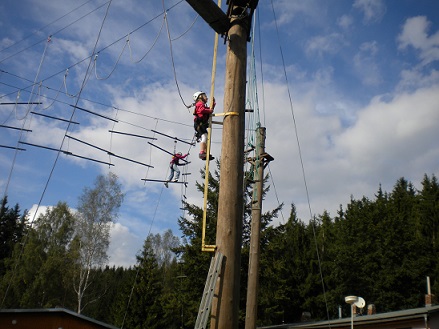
xmin=1 ymin=170 xmax=439 ymax=329
xmin=0 ymin=202 xmax=77 ymax=309
xmin=0 ymin=196 xmax=28 ymax=276
xmin=175 ymin=163 xmax=221 ymax=327
xmin=73 ymin=172 xmax=124 ymax=313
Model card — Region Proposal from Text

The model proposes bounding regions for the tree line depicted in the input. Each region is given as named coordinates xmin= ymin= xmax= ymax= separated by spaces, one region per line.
xmin=1 ymin=166 xmax=438 ymax=328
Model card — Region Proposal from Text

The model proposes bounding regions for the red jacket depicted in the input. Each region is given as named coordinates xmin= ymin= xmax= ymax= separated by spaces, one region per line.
xmin=170 ymin=153 xmax=188 ymax=165
xmin=193 ymin=100 xmax=214 ymax=122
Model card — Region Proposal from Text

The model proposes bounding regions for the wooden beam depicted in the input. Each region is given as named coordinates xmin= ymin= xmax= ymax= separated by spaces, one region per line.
xmin=185 ymin=0 xmax=229 ymax=35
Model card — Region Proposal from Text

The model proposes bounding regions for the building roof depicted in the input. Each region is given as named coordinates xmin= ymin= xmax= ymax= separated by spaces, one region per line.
xmin=258 ymin=305 xmax=439 ymax=329
xmin=0 ymin=308 xmax=119 ymax=329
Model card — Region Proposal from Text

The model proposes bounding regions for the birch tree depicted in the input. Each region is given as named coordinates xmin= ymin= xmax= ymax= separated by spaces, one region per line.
xmin=73 ymin=172 xmax=124 ymax=313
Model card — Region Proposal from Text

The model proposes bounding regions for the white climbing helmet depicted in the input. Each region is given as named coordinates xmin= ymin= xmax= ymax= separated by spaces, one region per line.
xmin=193 ymin=91 xmax=205 ymax=101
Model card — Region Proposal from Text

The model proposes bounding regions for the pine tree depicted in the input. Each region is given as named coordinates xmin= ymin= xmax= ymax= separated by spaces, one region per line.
xmin=0 ymin=197 xmax=28 ymax=277
xmin=114 ymin=237 xmax=165 ymax=329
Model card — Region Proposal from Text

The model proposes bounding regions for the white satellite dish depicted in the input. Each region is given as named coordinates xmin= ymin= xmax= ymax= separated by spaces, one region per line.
xmin=345 ymin=296 xmax=357 ymax=304
xmin=354 ymin=297 xmax=366 ymax=309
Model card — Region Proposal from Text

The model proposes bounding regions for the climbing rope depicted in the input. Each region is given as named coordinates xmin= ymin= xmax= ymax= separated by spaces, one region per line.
xmin=269 ymin=0 xmax=332 ymax=323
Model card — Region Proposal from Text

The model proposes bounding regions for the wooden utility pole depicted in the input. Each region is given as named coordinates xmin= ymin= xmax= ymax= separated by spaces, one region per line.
xmin=185 ymin=1 xmax=259 ymax=328
xmin=211 ymin=8 xmax=248 ymax=329
xmin=245 ymin=127 xmax=272 ymax=329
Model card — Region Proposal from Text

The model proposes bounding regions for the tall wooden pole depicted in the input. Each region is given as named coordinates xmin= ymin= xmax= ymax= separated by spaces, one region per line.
xmin=245 ymin=127 xmax=266 ymax=329
xmin=210 ymin=8 xmax=248 ymax=329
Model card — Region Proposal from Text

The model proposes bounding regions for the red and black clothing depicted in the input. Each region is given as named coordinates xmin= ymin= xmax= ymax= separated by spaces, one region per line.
xmin=167 ymin=153 xmax=188 ymax=181
xmin=193 ymin=100 xmax=214 ymax=139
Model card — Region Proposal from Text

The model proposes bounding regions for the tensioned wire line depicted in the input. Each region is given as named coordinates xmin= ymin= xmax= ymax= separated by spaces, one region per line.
xmin=254 ymin=9 xmax=286 ymax=223
xmin=246 ymin=10 xmax=285 ymax=224
xmin=2 ymin=37 xmax=52 ymax=202
xmin=1 ymin=0 xmax=196 ymax=137
xmin=0 ymin=73 xmax=192 ymax=129
xmin=269 ymin=0 xmax=332 ymax=325
xmin=1 ymin=0 xmax=115 ymax=308
xmin=120 ymin=120 xmax=196 ymax=329
xmin=0 ymin=0 xmax=97 ymax=54
xmin=0 ymin=0 xmax=186 ymax=101
xmin=2 ymin=3 xmax=196 ymax=311
xmin=162 ymin=0 xmax=192 ymax=110
xmin=0 ymin=1 xmax=111 ymax=64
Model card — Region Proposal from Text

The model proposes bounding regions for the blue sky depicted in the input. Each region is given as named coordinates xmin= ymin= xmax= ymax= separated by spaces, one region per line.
xmin=1 ymin=0 xmax=438 ymax=267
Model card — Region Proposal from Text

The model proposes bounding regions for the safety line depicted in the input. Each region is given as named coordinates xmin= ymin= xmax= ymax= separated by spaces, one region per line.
xmin=0 ymin=0 xmax=95 ymax=54
xmin=1 ymin=0 xmax=115 ymax=308
xmin=0 ymin=75 xmax=193 ymax=129
xmin=127 ymin=17 xmax=164 ymax=64
xmin=94 ymin=39 xmax=129 ymax=80
xmin=120 ymin=117 xmax=196 ymax=328
xmin=0 ymin=1 xmax=186 ymax=100
xmin=2 ymin=36 xmax=51 ymax=201
xmin=162 ymin=0 xmax=192 ymax=109
xmin=0 ymin=1 xmax=111 ymax=64
xmin=269 ymin=0 xmax=331 ymax=325
xmin=171 ymin=14 xmax=199 ymax=41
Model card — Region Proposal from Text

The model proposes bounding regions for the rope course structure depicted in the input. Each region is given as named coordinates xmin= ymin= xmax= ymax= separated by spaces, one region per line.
xmin=0 ymin=0 xmax=340 ymax=326
xmin=0 ymin=0 xmax=216 ymax=263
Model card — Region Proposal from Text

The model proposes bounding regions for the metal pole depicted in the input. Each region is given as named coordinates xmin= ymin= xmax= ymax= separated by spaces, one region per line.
xmin=351 ymin=304 xmax=354 ymax=329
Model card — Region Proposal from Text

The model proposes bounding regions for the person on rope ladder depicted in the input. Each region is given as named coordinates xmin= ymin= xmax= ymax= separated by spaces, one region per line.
xmin=193 ymin=91 xmax=215 ymax=160
xmin=164 ymin=152 xmax=189 ymax=188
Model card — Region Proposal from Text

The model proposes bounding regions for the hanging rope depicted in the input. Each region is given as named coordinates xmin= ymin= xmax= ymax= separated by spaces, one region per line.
xmin=1 ymin=0 xmax=115 ymax=308
xmin=171 ymin=14 xmax=199 ymax=41
xmin=162 ymin=0 xmax=192 ymax=110
xmin=94 ymin=38 xmax=129 ymax=80
xmin=127 ymin=16 xmax=165 ymax=64
xmin=1 ymin=91 xmax=20 ymax=125
xmin=36 ymin=78 xmax=63 ymax=111
xmin=269 ymin=0 xmax=331 ymax=323
xmin=0 ymin=1 xmax=111 ymax=64
xmin=2 ymin=35 xmax=52 ymax=203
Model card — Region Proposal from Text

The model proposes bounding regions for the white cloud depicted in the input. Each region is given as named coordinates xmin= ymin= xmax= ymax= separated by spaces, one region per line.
xmin=353 ymin=0 xmax=386 ymax=24
xmin=267 ymin=0 xmax=321 ymax=27
xmin=397 ymin=68 xmax=439 ymax=92
xmin=353 ymin=41 xmax=382 ymax=86
xmin=398 ymin=16 xmax=439 ymax=66
xmin=261 ymin=77 xmax=439 ymax=223
xmin=337 ymin=15 xmax=354 ymax=30
xmin=108 ymin=222 xmax=142 ymax=267
xmin=305 ymin=33 xmax=346 ymax=56
xmin=27 ymin=204 xmax=50 ymax=222
xmin=3 ymin=0 xmax=439 ymax=268
xmin=51 ymin=38 xmax=90 ymax=63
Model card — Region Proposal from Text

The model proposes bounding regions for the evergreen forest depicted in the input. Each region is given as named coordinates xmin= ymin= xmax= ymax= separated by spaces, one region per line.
xmin=1 ymin=166 xmax=438 ymax=329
